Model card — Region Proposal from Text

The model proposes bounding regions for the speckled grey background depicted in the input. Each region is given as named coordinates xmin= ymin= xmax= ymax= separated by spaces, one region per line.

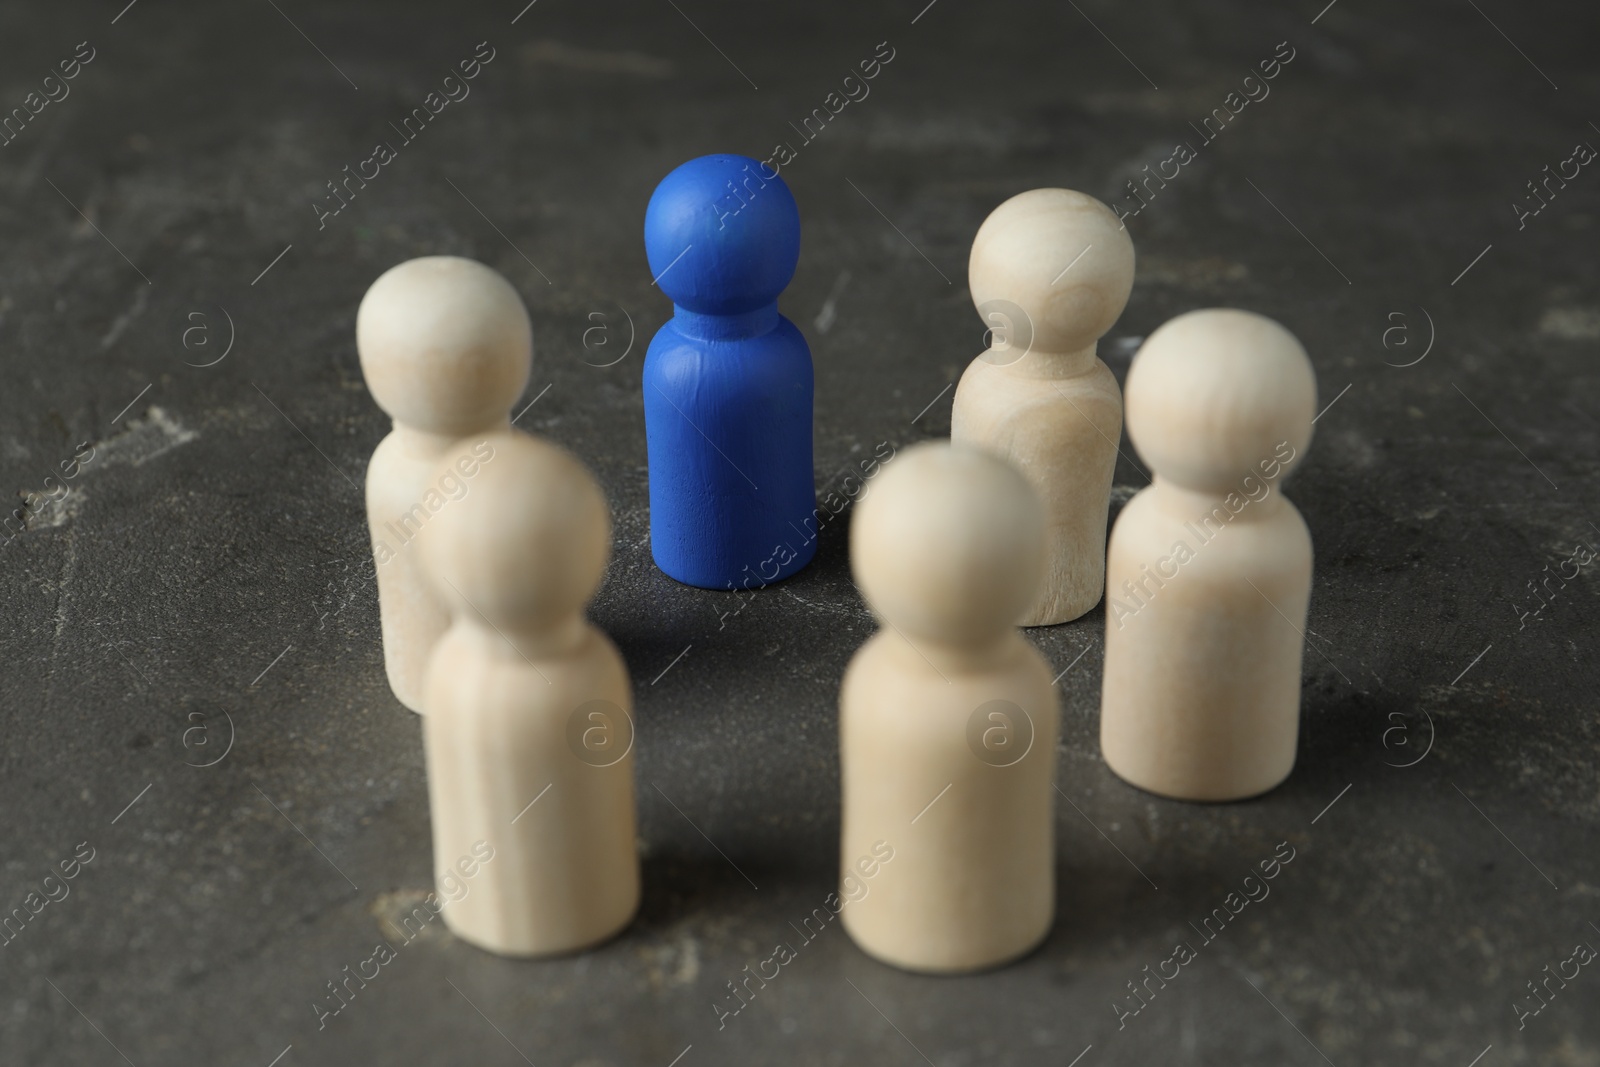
xmin=1 ymin=1 xmax=1597 ymax=1064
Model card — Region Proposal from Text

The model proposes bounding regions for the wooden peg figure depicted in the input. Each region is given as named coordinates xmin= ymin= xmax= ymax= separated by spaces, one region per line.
xmin=952 ymin=189 xmax=1135 ymax=625
xmin=1100 ymin=309 xmax=1317 ymax=802
xmin=418 ymin=432 xmax=638 ymax=956
xmin=358 ymin=256 xmax=532 ymax=712
xmin=642 ymin=154 xmax=816 ymax=590
xmin=839 ymin=442 xmax=1059 ymax=973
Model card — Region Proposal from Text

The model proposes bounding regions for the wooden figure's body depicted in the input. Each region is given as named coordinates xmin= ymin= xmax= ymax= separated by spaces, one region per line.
xmin=952 ymin=189 xmax=1135 ymax=626
xmin=642 ymin=154 xmax=816 ymax=590
xmin=418 ymin=433 xmax=638 ymax=956
xmin=1102 ymin=483 xmax=1311 ymax=800
xmin=953 ymin=352 xmax=1120 ymax=625
xmin=840 ymin=630 xmax=1057 ymax=973
xmin=358 ymin=256 xmax=531 ymax=712
xmin=1100 ymin=309 xmax=1317 ymax=802
xmin=839 ymin=443 xmax=1059 ymax=973
xmin=423 ymin=617 xmax=638 ymax=956
xmin=366 ymin=426 xmax=504 ymax=711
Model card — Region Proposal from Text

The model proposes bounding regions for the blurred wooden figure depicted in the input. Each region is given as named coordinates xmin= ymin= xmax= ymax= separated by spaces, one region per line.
xmin=952 ymin=188 xmax=1135 ymax=625
xmin=358 ymin=256 xmax=532 ymax=712
xmin=419 ymin=432 xmax=638 ymax=956
xmin=1100 ymin=309 xmax=1317 ymax=801
xmin=839 ymin=442 xmax=1059 ymax=973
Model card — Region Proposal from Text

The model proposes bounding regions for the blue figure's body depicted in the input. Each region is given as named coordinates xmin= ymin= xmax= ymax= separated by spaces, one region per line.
xmin=643 ymin=154 xmax=816 ymax=590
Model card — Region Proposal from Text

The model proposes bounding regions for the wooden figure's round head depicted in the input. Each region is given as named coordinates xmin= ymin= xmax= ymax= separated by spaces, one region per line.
xmin=420 ymin=433 xmax=611 ymax=632
xmin=644 ymin=154 xmax=801 ymax=316
xmin=1125 ymin=308 xmax=1317 ymax=493
xmin=357 ymin=256 xmax=532 ymax=436
xmin=968 ymin=189 xmax=1135 ymax=359
xmin=851 ymin=442 xmax=1046 ymax=646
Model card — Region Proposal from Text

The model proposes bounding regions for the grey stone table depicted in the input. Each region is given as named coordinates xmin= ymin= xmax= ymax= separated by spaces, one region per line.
xmin=2 ymin=0 xmax=1596 ymax=1064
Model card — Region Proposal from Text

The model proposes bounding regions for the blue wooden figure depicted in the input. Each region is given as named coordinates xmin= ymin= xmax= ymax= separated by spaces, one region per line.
xmin=643 ymin=154 xmax=817 ymax=590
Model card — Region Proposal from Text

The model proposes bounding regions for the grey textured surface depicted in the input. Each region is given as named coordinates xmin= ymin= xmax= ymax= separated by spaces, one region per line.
xmin=2 ymin=1 xmax=1598 ymax=1064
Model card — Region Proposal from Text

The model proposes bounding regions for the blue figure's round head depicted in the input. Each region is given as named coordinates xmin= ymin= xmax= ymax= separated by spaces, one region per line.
xmin=644 ymin=154 xmax=800 ymax=315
